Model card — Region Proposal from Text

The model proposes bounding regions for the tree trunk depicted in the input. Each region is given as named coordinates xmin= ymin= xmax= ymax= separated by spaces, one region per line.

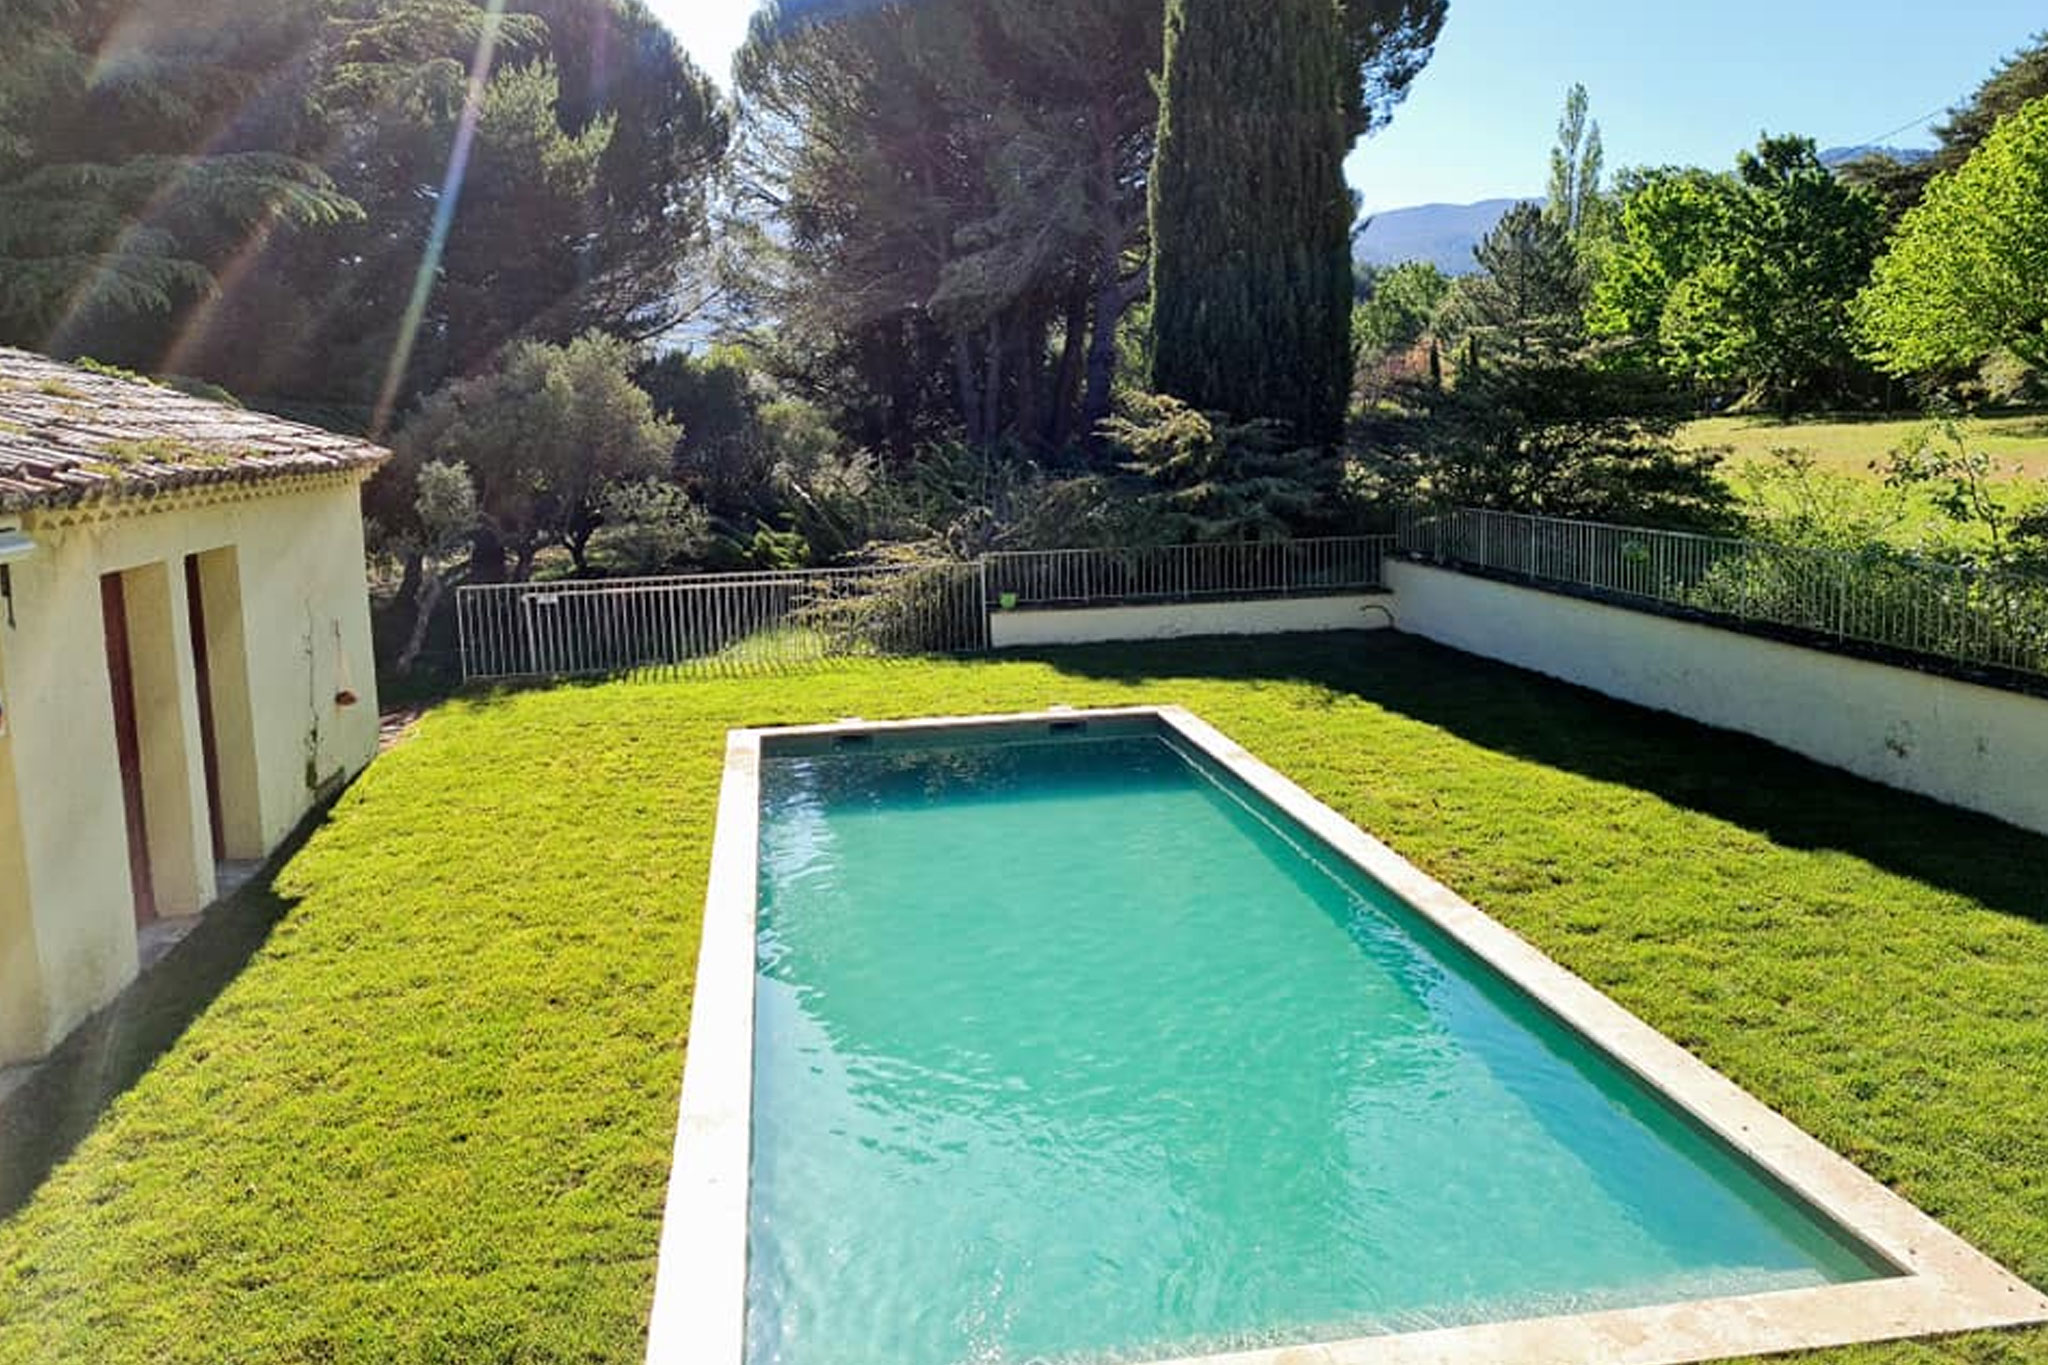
xmin=567 ymin=521 xmax=595 ymax=576
xmin=396 ymin=569 xmax=445 ymax=676
xmin=469 ymin=525 xmax=509 ymax=584
xmin=396 ymin=548 xmax=424 ymax=611
xmin=981 ymin=319 xmax=1004 ymax=445
xmin=1050 ymin=281 xmax=1090 ymax=449
xmin=953 ymin=335 xmax=982 ymax=446
xmin=1083 ymin=273 xmax=1145 ymax=446
xmin=1014 ymin=315 xmax=1046 ymax=453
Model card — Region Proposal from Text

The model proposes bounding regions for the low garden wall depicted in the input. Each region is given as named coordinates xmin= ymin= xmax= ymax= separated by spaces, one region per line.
xmin=989 ymin=594 xmax=1394 ymax=648
xmin=1386 ymin=561 xmax=2048 ymax=837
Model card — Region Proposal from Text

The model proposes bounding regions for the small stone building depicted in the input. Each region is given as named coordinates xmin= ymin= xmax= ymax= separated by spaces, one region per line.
xmin=0 ymin=348 xmax=386 ymax=1064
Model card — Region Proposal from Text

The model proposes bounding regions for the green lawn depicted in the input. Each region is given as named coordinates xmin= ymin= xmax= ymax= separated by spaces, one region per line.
xmin=3 ymin=634 xmax=2047 ymax=1364
xmin=1681 ymin=412 xmax=2048 ymax=552
xmin=1684 ymin=412 xmax=2048 ymax=481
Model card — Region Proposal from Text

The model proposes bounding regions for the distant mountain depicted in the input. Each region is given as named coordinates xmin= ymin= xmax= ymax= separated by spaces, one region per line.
xmin=1355 ymin=148 xmax=1938 ymax=277
xmin=1353 ymin=198 xmax=1527 ymax=276
xmin=1818 ymin=144 xmax=1934 ymax=168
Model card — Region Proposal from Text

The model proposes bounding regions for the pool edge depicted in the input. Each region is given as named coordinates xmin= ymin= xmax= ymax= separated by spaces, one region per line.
xmin=648 ymin=704 xmax=2048 ymax=1365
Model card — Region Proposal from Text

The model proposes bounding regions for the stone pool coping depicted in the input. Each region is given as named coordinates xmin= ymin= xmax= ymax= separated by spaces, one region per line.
xmin=646 ymin=704 xmax=2048 ymax=1365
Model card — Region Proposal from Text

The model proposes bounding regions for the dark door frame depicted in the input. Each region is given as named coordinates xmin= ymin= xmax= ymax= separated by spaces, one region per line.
xmin=184 ymin=555 xmax=225 ymax=863
xmin=100 ymin=572 xmax=157 ymax=924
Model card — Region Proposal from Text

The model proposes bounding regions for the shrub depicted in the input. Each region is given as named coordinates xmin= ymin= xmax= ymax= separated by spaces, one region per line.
xmin=1101 ymin=391 xmax=1337 ymax=542
xmin=589 ymin=480 xmax=711 ymax=577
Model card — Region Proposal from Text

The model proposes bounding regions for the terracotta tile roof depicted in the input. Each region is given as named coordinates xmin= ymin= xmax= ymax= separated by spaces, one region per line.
xmin=0 ymin=348 xmax=388 ymax=513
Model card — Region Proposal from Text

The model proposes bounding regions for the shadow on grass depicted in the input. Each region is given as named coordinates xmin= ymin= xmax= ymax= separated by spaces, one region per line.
xmin=1018 ymin=631 xmax=2048 ymax=927
xmin=1984 ymin=413 xmax=2048 ymax=440
xmin=0 ymin=808 xmax=329 ymax=1221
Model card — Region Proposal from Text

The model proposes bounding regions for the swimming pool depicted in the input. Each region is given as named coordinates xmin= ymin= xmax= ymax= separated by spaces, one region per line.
xmin=651 ymin=707 xmax=2046 ymax=1365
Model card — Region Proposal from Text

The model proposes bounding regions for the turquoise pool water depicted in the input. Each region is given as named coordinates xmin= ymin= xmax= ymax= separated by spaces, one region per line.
xmin=748 ymin=726 xmax=1888 ymax=1365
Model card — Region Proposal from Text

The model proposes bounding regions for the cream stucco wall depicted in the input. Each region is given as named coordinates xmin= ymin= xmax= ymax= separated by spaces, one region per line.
xmin=0 ymin=640 xmax=46 ymax=1058
xmin=990 ymin=594 xmax=1395 ymax=648
xmin=1387 ymin=561 xmax=2048 ymax=837
xmin=0 ymin=475 xmax=380 ymax=1063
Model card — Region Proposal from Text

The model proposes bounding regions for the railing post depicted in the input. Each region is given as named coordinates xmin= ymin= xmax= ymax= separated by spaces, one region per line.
xmin=521 ymin=592 xmax=539 ymax=678
xmin=976 ymin=557 xmax=992 ymax=653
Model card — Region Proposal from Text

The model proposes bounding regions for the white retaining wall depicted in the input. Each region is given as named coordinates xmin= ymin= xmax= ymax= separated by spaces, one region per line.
xmin=990 ymin=594 xmax=1393 ymax=648
xmin=1386 ymin=561 xmax=2048 ymax=836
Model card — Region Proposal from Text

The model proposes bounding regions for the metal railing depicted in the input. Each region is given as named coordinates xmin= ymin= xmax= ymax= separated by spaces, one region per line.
xmin=454 ymin=537 xmax=1398 ymax=681
xmin=1395 ymin=506 xmax=2048 ymax=682
xmin=985 ymin=536 xmax=1393 ymax=608
xmin=456 ymin=563 xmax=989 ymax=682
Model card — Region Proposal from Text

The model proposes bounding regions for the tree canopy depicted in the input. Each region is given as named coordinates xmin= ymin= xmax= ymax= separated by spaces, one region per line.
xmin=1841 ymin=32 xmax=2048 ymax=218
xmin=1856 ymin=95 xmax=2048 ymax=377
xmin=392 ymin=331 xmax=678 ymax=579
xmin=732 ymin=0 xmax=1445 ymax=458
xmin=0 ymin=0 xmax=358 ymax=351
xmin=730 ymin=0 xmax=1164 ymax=455
xmin=1544 ymin=84 xmax=1605 ymax=243
xmin=1589 ymin=137 xmax=1883 ymax=410
xmin=1148 ymin=0 xmax=1358 ymax=445
xmin=1441 ymin=202 xmax=1587 ymax=360
xmin=1 ymin=0 xmax=728 ymax=423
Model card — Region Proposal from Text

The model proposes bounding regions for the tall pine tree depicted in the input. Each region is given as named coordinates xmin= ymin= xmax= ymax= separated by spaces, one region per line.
xmin=1147 ymin=0 xmax=1359 ymax=448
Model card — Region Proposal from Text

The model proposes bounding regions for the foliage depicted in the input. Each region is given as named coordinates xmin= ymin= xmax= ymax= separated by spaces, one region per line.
xmin=1855 ymin=96 xmax=2048 ymax=380
xmin=1103 ymin=391 xmax=1338 ymax=541
xmin=731 ymin=0 xmax=1163 ymax=453
xmin=389 ymin=460 xmax=481 ymax=674
xmin=1375 ymin=192 xmax=1730 ymax=530
xmin=1439 ymin=203 xmax=1588 ymax=360
xmin=1353 ymin=260 xmax=1451 ymax=402
xmin=638 ymin=347 xmax=773 ymax=513
xmin=635 ymin=345 xmax=883 ymax=565
xmin=1840 ymin=32 xmax=2048 ymax=219
xmin=789 ymin=554 xmax=985 ymax=659
xmin=1663 ymin=138 xmax=1884 ymax=409
xmin=1 ymin=0 xmax=728 ymax=420
xmin=409 ymin=459 xmax=483 ymax=560
xmin=767 ymin=443 xmax=885 ymax=565
xmin=0 ymin=0 xmax=362 ymax=350
xmin=1682 ymin=533 xmax=2048 ymax=678
xmin=1969 ymin=350 xmax=2047 ymax=406
xmin=1366 ymin=346 xmax=1733 ymax=529
xmin=1730 ymin=450 xmax=1929 ymax=552
xmin=588 ymin=479 xmax=712 ymax=577
xmin=1339 ymin=1 xmax=1451 ymax=140
xmin=1587 ymin=167 xmax=1731 ymax=357
xmin=391 ymin=331 xmax=676 ymax=579
xmin=1353 ymin=261 xmax=1450 ymax=362
xmin=1881 ymin=421 xmax=2048 ymax=573
xmin=1592 ymin=138 xmax=1884 ymax=411
xmin=1544 ymin=83 xmax=1606 ymax=243
xmin=7 ymin=640 xmax=2048 ymax=1365
xmin=1148 ymin=0 xmax=1359 ymax=447
xmin=1698 ymin=432 xmax=2048 ymax=676
xmin=635 ymin=346 xmax=843 ymax=525
xmin=733 ymin=0 xmax=1441 ymax=457
xmin=1717 ymin=425 xmax=2048 ymax=579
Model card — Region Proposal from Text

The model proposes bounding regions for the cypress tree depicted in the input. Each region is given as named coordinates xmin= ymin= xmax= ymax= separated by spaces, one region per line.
xmin=1147 ymin=0 xmax=1356 ymax=447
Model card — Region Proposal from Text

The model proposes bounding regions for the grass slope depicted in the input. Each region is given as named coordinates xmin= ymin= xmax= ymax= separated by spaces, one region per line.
xmin=3 ymin=635 xmax=2046 ymax=1364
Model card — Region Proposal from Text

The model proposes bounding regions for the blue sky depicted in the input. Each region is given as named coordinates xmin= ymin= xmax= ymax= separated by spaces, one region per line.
xmin=649 ymin=0 xmax=2043 ymax=214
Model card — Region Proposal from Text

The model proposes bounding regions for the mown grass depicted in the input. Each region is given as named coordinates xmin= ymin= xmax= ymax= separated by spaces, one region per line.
xmin=1684 ymin=412 xmax=2048 ymax=481
xmin=1681 ymin=413 xmax=2048 ymax=552
xmin=2 ymin=634 xmax=2046 ymax=1364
